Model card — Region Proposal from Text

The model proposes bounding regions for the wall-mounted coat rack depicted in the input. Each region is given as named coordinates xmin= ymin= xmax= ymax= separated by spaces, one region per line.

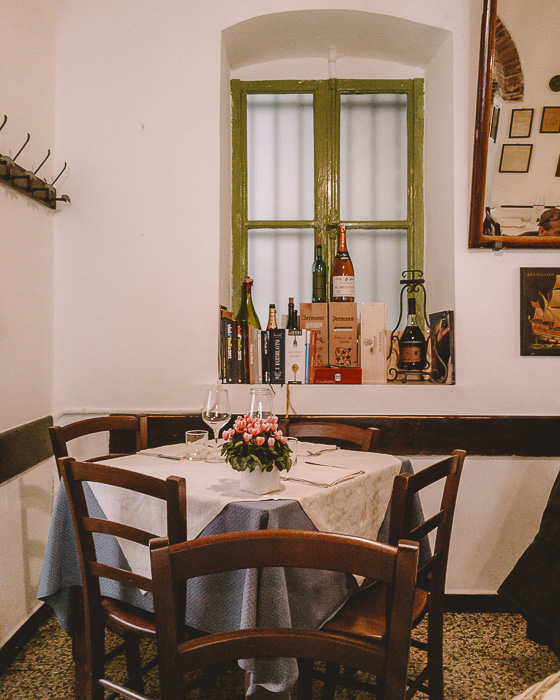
xmin=0 ymin=115 xmax=70 ymax=210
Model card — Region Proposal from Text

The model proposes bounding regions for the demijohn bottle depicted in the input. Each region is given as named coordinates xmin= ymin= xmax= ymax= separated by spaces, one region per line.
xmin=331 ymin=224 xmax=355 ymax=302
xmin=398 ymin=296 xmax=428 ymax=370
xmin=312 ymin=236 xmax=327 ymax=303
xmin=236 ymin=276 xmax=261 ymax=330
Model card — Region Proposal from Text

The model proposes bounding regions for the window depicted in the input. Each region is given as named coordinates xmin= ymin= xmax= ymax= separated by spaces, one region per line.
xmin=231 ymin=79 xmax=424 ymax=327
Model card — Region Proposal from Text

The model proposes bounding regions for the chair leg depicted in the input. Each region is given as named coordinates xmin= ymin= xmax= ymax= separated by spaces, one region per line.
xmin=124 ymin=637 xmax=145 ymax=693
xmin=320 ymin=663 xmax=339 ymax=700
xmin=427 ymin=610 xmax=444 ymax=700
xmin=297 ymin=659 xmax=313 ymax=698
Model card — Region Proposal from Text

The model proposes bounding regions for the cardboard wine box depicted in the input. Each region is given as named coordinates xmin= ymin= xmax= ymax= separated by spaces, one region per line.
xmin=299 ymin=303 xmax=328 ymax=368
xmin=360 ymin=302 xmax=387 ymax=384
xmin=328 ymin=302 xmax=358 ymax=367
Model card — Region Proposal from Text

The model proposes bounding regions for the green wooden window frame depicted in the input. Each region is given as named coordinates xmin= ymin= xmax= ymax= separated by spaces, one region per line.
xmin=231 ymin=78 xmax=424 ymax=315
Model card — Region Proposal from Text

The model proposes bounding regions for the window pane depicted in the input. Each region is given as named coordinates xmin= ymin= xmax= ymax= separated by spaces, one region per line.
xmin=248 ymin=228 xmax=314 ymax=323
xmin=247 ymin=94 xmax=314 ymax=221
xmin=340 ymin=94 xmax=408 ymax=222
xmin=348 ymin=228 xmax=407 ymax=328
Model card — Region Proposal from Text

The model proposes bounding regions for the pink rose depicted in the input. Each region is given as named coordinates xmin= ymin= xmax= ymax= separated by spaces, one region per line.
xmin=268 ymin=437 xmax=275 ymax=448
xmin=281 ymin=436 xmax=287 ymax=445
xmin=256 ymin=436 xmax=265 ymax=446
xmin=243 ymin=432 xmax=252 ymax=442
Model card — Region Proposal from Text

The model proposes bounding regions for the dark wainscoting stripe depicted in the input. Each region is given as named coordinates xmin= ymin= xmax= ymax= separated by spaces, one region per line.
xmin=0 ymin=416 xmax=54 ymax=485
xmin=0 ymin=604 xmax=52 ymax=673
xmin=111 ymin=414 xmax=560 ymax=457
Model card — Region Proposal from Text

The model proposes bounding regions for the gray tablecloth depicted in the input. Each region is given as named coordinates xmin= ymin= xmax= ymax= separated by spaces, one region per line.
xmin=38 ymin=458 xmax=420 ymax=698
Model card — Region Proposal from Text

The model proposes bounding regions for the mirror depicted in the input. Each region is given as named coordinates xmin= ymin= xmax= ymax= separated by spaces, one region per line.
xmin=469 ymin=0 xmax=560 ymax=249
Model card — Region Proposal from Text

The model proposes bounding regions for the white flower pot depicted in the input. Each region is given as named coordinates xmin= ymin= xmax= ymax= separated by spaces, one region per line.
xmin=239 ymin=466 xmax=281 ymax=495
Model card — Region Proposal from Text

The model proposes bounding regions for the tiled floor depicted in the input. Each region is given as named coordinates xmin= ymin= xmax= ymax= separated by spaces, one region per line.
xmin=0 ymin=612 xmax=559 ymax=698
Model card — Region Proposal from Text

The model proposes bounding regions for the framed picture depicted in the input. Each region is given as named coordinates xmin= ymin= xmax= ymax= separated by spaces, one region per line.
xmin=499 ymin=144 xmax=533 ymax=173
xmin=540 ymin=106 xmax=560 ymax=133
xmin=490 ymin=105 xmax=500 ymax=142
xmin=509 ymin=108 xmax=533 ymax=138
xmin=520 ymin=268 xmax=560 ymax=356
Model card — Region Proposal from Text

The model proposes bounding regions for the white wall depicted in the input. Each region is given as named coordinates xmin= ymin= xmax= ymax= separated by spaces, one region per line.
xmin=0 ymin=1 xmax=57 ymax=648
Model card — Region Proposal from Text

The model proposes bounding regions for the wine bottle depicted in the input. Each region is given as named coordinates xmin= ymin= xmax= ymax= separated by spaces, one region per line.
xmin=331 ymin=224 xmax=355 ymax=302
xmin=267 ymin=304 xmax=277 ymax=330
xmin=236 ymin=276 xmax=261 ymax=330
xmin=312 ymin=235 xmax=327 ymax=303
xmin=287 ymin=297 xmax=299 ymax=330
xmin=397 ymin=297 xmax=428 ymax=370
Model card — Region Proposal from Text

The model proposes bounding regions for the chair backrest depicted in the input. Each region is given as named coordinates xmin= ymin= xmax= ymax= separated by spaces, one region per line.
xmin=388 ymin=450 xmax=466 ymax=597
xmin=50 ymin=415 xmax=148 ymax=472
xmin=279 ymin=419 xmax=380 ymax=452
xmin=60 ymin=457 xmax=186 ymax=608
xmin=150 ymin=530 xmax=419 ymax=700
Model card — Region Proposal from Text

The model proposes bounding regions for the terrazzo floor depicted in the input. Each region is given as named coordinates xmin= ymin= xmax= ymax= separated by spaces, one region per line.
xmin=1 ymin=611 xmax=559 ymax=699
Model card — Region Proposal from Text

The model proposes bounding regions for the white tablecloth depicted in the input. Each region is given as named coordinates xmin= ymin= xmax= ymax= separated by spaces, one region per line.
xmin=90 ymin=447 xmax=401 ymax=578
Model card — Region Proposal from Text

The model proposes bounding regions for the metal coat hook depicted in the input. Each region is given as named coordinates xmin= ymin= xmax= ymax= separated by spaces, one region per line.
xmin=34 ymin=149 xmax=50 ymax=175
xmin=13 ymin=133 xmax=30 ymax=162
xmin=56 ymin=194 xmax=71 ymax=203
xmin=0 ymin=115 xmax=7 ymax=133
xmin=51 ymin=161 xmax=66 ymax=186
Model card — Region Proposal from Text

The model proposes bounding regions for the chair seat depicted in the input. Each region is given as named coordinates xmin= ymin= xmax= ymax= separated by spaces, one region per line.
xmin=324 ymin=583 xmax=429 ymax=641
xmin=102 ymin=598 xmax=156 ymax=637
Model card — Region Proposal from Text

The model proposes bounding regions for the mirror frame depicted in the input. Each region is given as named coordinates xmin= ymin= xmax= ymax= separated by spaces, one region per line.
xmin=468 ymin=0 xmax=560 ymax=249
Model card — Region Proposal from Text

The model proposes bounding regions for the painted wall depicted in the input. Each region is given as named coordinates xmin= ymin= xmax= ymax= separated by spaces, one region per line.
xmin=0 ymin=2 xmax=57 ymax=648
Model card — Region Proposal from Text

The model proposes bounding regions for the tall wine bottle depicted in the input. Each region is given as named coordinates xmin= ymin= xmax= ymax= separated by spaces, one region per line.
xmin=331 ymin=224 xmax=355 ymax=302
xmin=312 ymin=236 xmax=327 ymax=303
xmin=397 ymin=296 xmax=428 ymax=370
xmin=236 ymin=276 xmax=261 ymax=330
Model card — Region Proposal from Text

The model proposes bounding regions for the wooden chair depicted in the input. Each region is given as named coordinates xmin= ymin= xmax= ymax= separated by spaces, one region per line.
xmin=50 ymin=415 xmax=148 ymax=475
xmin=148 ymin=530 xmax=419 ymax=700
xmin=278 ymin=418 xmax=380 ymax=452
xmin=321 ymin=449 xmax=466 ymax=700
xmin=59 ymin=457 xmax=201 ymax=700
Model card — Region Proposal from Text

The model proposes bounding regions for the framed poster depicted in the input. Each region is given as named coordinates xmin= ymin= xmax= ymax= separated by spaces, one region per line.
xmin=520 ymin=268 xmax=560 ymax=356
xmin=499 ymin=144 xmax=533 ymax=173
xmin=509 ymin=108 xmax=533 ymax=138
xmin=490 ymin=105 xmax=500 ymax=142
xmin=540 ymin=107 xmax=560 ymax=133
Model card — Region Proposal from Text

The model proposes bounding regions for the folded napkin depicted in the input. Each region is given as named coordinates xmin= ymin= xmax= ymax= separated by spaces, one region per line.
xmin=137 ymin=443 xmax=189 ymax=459
xmin=282 ymin=463 xmax=364 ymax=488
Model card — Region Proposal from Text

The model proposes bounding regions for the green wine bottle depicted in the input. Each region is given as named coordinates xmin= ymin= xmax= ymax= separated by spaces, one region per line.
xmin=236 ymin=276 xmax=261 ymax=329
xmin=312 ymin=236 xmax=327 ymax=303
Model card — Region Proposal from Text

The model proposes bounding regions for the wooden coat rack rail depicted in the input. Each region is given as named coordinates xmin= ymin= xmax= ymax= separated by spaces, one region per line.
xmin=0 ymin=115 xmax=70 ymax=210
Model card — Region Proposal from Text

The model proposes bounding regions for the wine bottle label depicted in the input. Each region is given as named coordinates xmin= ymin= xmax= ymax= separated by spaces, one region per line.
xmin=400 ymin=345 xmax=422 ymax=362
xmin=313 ymin=272 xmax=326 ymax=297
xmin=332 ymin=275 xmax=355 ymax=298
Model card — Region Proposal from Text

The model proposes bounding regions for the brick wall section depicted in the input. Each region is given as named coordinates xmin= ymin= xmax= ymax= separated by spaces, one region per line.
xmin=493 ymin=17 xmax=524 ymax=101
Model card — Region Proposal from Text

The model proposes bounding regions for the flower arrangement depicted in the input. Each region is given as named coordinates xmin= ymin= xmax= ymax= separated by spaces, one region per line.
xmin=221 ymin=415 xmax=292 ymax=473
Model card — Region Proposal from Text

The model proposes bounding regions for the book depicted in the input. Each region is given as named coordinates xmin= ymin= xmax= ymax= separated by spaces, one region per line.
xmin=255 ymin=329 xmax=262 ymax=383
xmin=285 ymin=329 xmax=307 ymax=384
xmin=223 ymin=315 xmax=235 ymax=383
xmin=308 ymin=331 xmax=316 ymax=384
xmin=269 ymin=328 xmax=286 ymax=384
xmin=429 ymin=310 xmax=455 ymax=384
xmin=248 ymin=328 xmax=256 ymax=385
xmin=234 ymin=320 xmax=245 ymax=383
xmin=261 ymin=330 xmax=270 ymax=384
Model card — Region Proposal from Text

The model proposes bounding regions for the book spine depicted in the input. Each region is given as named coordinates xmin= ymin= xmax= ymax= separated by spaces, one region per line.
xmin=305 ymin=333 xmax=310 ymax=383
xmin=261 ymin=331 xmax=270 ymax=384
xmin=248 ymin=327 xmax=256 ymax=385
xmin=269 ymin=328 xmax=286 ymax=384
xmin=234 ymin=320 xmax=245 ymax=383
xmin=308 ymin=331 xmax=316 ymax=384
xmin=225 ymin=317 xmax=235 ymax=383
xmin=256 ymin=329 xmax=262 ymax=383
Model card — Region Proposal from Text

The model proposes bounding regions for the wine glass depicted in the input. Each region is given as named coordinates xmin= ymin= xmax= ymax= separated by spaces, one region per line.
xmin=202 ymin=386 xmax=231 ymax=462
xmin=248 ymin=387 xmax=274 ymax=419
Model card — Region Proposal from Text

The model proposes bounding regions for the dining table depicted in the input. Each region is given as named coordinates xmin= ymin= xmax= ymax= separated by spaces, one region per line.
xmin=38 ymin=442 xmax=424 ymax=699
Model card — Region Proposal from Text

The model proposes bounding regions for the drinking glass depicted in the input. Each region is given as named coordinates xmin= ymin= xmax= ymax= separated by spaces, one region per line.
xmin=248 ymin=387 xmax=274 ymax=419
xmin=202 ymin=386 xmax=231 ymax=462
